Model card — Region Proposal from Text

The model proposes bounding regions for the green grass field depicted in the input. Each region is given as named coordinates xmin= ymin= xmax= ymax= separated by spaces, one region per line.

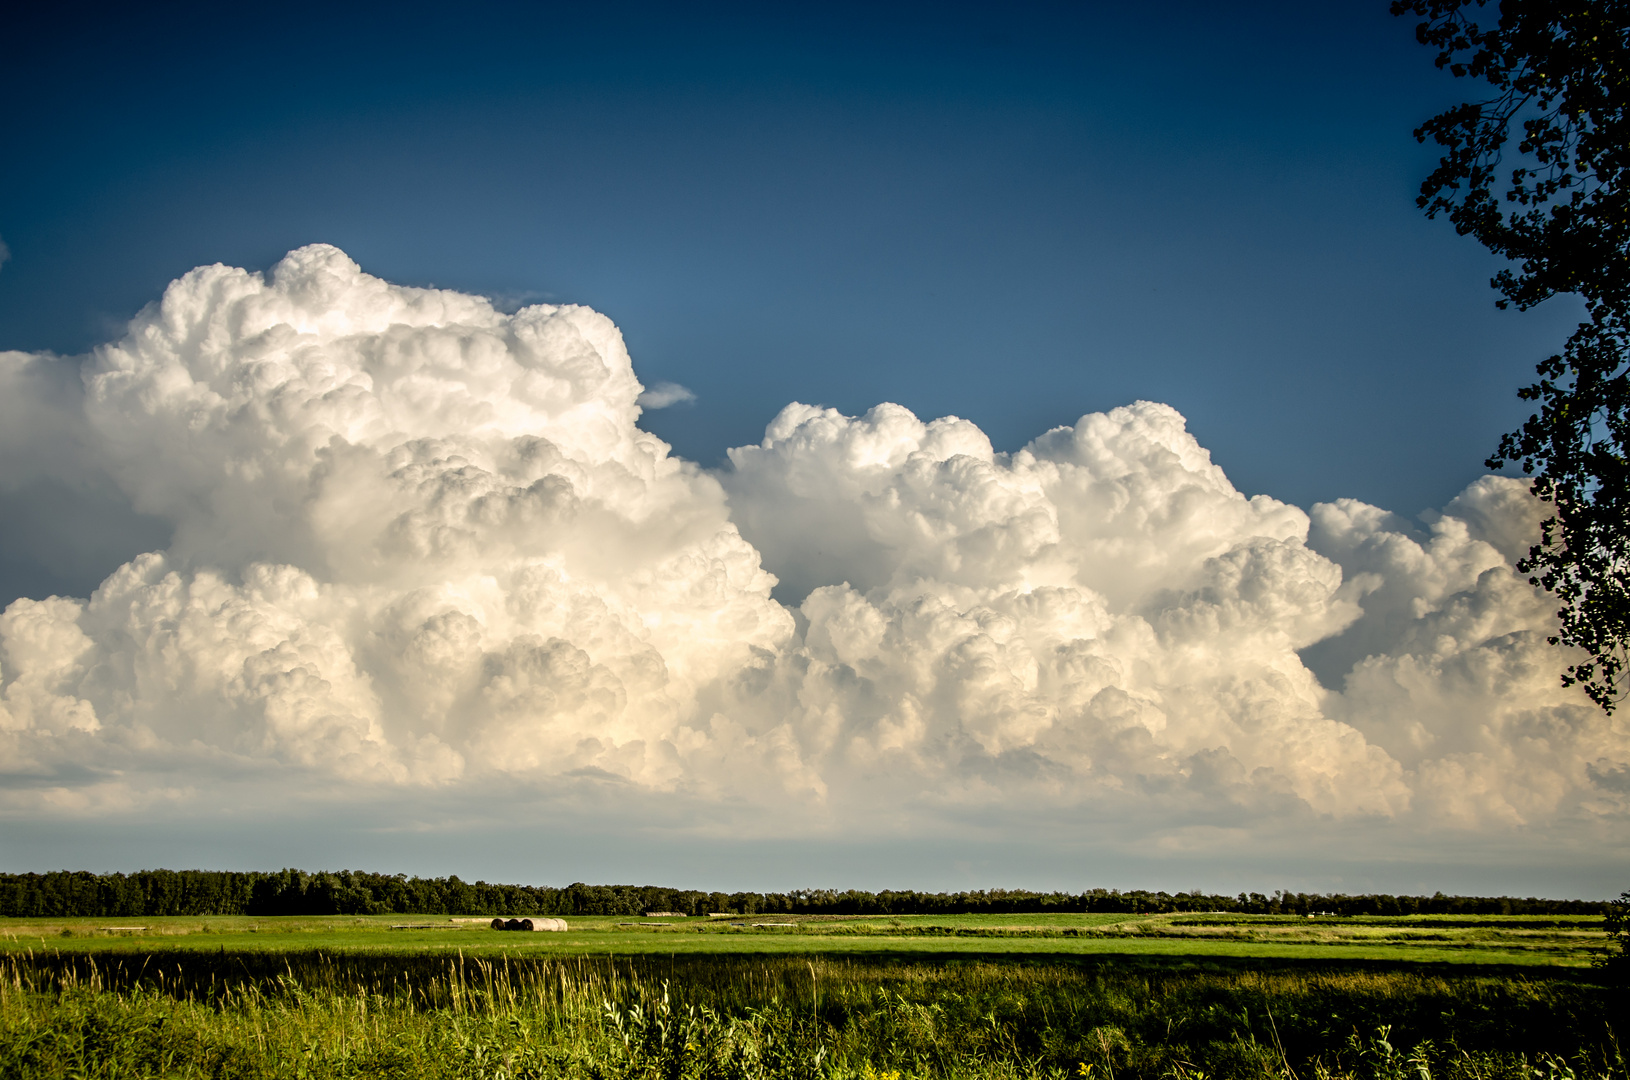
xmin=1 ymin=910 xmax=1607 ymax=968
xmin=2 ymin=912 xmax=1620 ymax=1079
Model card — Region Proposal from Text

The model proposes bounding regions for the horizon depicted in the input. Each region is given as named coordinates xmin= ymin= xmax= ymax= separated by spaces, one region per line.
xmin=3 ymin=866 xmax=1611 ymax=904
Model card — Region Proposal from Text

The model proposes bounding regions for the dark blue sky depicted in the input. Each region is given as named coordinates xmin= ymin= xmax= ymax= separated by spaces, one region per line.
xmin=0 ymin=0 xmax=1582 ymax=604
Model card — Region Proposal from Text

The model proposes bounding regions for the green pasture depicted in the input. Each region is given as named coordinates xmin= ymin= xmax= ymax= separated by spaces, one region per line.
xmin=1 ymin=913 xmax=1621 ymax=1079
xmin=0 ymin=909 xmax=1607 ymax=968
xmin=2 ymin=941 xmax=1623 ymax=1080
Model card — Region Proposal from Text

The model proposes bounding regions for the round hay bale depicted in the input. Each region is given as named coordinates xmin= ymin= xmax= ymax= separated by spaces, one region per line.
xmin=519 ymin=918 xmax=536 ymax=931
xmin=491 ymin=918 xmax=506 ymax=930
xmin=504 ymin=918 xmax=525 ymax=931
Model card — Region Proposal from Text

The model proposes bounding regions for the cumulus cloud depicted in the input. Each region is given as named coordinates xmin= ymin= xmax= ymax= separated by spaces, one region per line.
xmin=0 ymin=246 xmax=1623 ymax=870
xmin=637 ymin=381 xmax=697 ymax=409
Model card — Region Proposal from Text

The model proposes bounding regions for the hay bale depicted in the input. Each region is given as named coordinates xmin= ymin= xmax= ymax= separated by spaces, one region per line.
xmin=491 ymin=916 xmax=569 ymax=931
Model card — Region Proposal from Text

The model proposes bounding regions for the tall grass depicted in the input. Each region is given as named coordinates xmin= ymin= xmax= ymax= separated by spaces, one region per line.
xmin=1 ymin=951 xmax=1623 ymax=1080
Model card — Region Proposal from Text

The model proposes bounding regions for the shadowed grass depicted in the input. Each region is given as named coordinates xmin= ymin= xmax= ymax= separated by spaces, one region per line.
xmin=0 ymin=949 xmax=1624 ymax=1080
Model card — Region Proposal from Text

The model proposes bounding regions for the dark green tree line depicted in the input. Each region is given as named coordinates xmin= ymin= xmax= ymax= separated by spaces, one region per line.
xmin=0 ymin=870 xmax=1609 ymax=918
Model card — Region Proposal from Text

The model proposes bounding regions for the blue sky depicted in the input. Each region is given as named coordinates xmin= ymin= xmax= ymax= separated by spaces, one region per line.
xmin=2 ymin=1 xmax=1620 ymax=895
xmin=2 ymin=1 xmax=1580 ymax=561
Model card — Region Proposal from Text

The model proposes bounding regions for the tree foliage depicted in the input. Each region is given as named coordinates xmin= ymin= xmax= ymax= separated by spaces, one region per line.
xmin=1603 ymin=888 xmax=1630 ymax=971
xmin=1394 ymin=0 xmax=1630 ymax=708
xmin=0 ymin=869 xmax=1609 ymax=918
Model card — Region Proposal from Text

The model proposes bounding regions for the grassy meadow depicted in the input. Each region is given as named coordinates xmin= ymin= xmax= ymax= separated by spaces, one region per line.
xmin=0 ymin=910 xmax=1608 ymax=966
xmin=1 ymin=911 xmax=1622 ymax=1079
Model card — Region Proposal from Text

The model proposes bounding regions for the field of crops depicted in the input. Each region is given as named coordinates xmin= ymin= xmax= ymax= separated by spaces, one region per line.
xmin=1 ymin=912 xmax=1621 ymax=1079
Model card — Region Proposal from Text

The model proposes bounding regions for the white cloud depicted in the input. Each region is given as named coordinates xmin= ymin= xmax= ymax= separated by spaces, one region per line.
xmin=637 ymin=381 xmax=697 ymax=409
xmin=0 ymin=246 xmax=1623 ymax=879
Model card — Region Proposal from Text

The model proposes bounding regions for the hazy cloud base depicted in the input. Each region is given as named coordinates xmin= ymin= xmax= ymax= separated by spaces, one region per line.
xmin=0 ymin=247 xmax=1625 ymax=891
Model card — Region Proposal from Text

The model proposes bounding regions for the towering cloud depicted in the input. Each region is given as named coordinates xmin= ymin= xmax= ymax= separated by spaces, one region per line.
xmin=0 ymin=246 xmax=791 ymax=803
xmin=0 ymin=247 xmax=1622 ymax=860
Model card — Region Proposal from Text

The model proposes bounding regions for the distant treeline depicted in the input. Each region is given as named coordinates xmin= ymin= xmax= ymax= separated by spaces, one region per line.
xmin=0 ymin=870 xmax=1611 ymax=919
